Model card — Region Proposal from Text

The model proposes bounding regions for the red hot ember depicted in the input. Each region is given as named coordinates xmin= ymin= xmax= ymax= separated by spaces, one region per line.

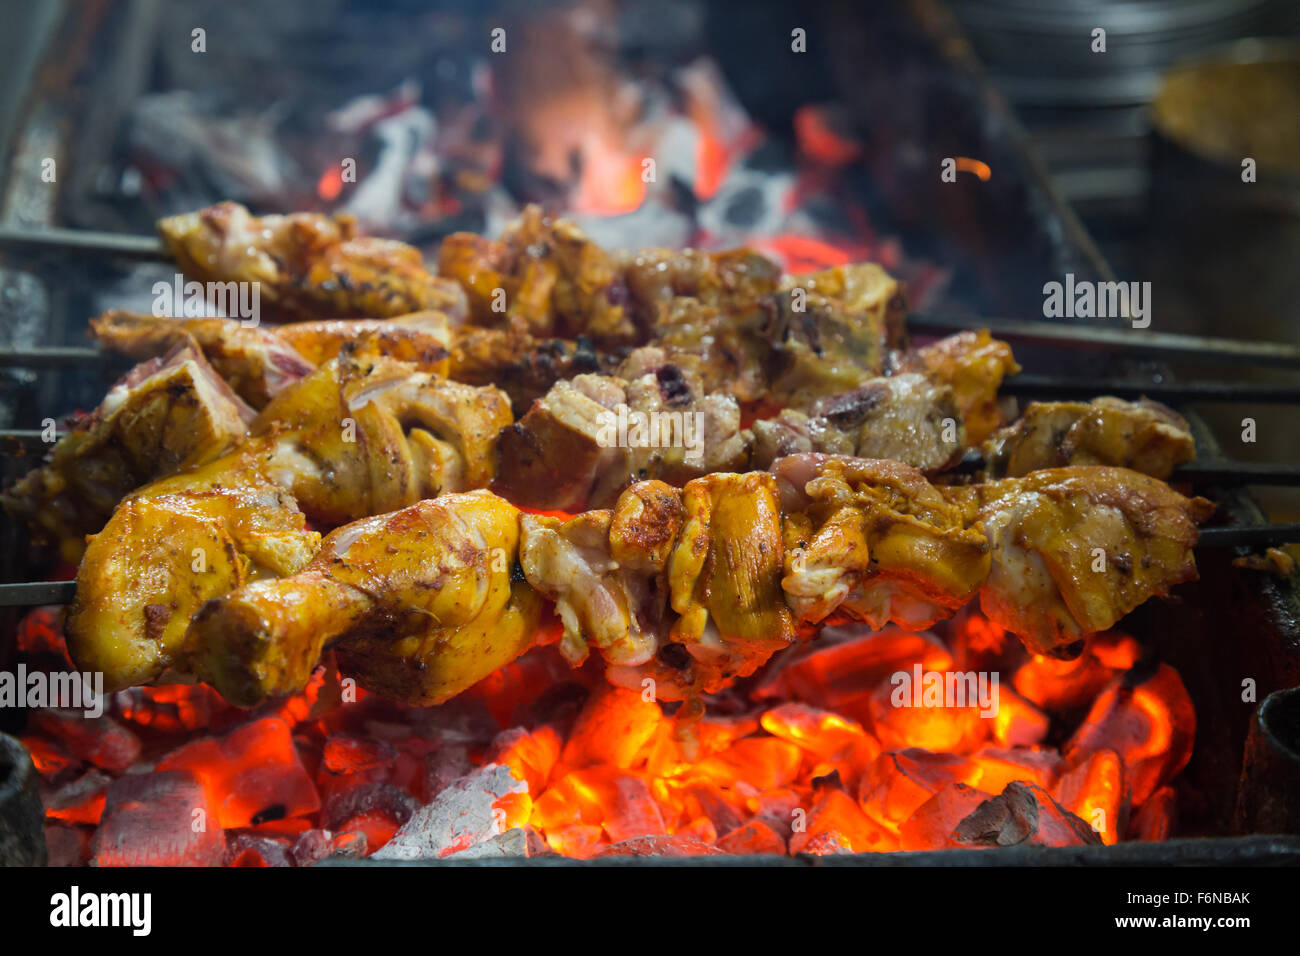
xmin=21 ymin=609 xmax=1194 ymax=864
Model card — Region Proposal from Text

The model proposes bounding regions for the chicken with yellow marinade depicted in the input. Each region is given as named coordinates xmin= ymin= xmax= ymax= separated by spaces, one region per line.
xmin=190 ymin=491 xmax=541 ymax=707
xmin=158 ymin=202 xmax=467 ymax=322
xmin=65 ymin=354 xmax=513 ymax=692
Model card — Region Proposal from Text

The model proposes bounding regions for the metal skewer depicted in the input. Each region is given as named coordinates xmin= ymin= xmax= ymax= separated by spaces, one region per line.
xmin=0 ymin=226 xmax=166 ymax=262
xmin=0 ymin=519 xmax=1294 ymax=611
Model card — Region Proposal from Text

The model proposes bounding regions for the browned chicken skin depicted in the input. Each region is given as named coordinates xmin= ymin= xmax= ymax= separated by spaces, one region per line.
xmin=46 ymin=202 xmax=1218 ymax=713
xmin=438 ymin=204 xmax=635 ymax=343
xmin=2 ymin=342 xmax=254 ymax=562
xmin=70 ymin=454 xmax=1211 ymax=705
xmin=65 ymin=355 xmax=512 ymax=692
xmin=192 ymin=492 xmax=540 ymax=707
xmin=900 ymin=329 xmax=1021 ymax=444
xmin=984 ymin=397 xmax=1196 ymax=480
xmin=91 ymin=309 xmax=455 ymax=408
xmin=158 ymin=202 xmax=467 ymax=322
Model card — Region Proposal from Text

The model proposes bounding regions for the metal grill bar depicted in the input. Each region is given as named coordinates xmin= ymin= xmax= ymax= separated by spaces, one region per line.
xmin=1002 ymin=376 xmax=1300 ymax=405
xmin=909 ymin=313 xmax=1300 ymax=369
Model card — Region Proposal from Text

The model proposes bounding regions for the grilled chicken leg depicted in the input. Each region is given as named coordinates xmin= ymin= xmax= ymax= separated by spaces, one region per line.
xmin=65 ymin=355 xmax=512 ymax=691
xmin=190 ymin=492 xmax=540 ymax=706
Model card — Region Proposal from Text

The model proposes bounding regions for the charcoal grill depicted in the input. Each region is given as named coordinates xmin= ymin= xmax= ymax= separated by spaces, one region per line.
xmin=1 ymin=0 xmax=1299 ymax=867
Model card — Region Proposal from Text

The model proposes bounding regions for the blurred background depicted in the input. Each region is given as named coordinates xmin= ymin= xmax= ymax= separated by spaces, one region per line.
xmin=949 ymin=0 xmax=1300 ymax=533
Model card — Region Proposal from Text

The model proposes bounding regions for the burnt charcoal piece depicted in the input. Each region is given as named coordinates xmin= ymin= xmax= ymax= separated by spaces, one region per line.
xmin=951 ymin=781 xmax=1102 ymax=849
xmin=0 ymin=733 xmax=47 ymax=865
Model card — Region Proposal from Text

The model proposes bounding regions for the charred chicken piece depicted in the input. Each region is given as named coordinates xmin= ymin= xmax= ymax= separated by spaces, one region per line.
xmin=983 ymin=397 xmax=1196 ymax=480
xmin=92 ymin=308 xmax=610 ymax=417
xmin=751 ymin=372 xmax=966 ymax=475
xmin=899 ymin=329 xmax=1021 ymax=444
xmin=519 ymin=480 xmax=684 ymax=669
xmin=445 ymin=326 xmax=618 ymax=414
xmin=493 ymin=359 xmax=750 ymax=511
xmin=191 ymin=492 xmax=541 ymax=706
xmin=158 ymin=202 xmax=467 ymax=322
xmin=438 ymin=207 xmax=908 ymax=404
xmin=765 ymin=262 xmax=910 ymax=407
xmin=945 ymin=466 xmax=1213 ymax=654
xmin=91 ymin=310 xmax=317 ymax=407
xmin=438 ymin=204 xmax=634 ymax=343
xmin=2 ymin=342 xmax=254 ymax=562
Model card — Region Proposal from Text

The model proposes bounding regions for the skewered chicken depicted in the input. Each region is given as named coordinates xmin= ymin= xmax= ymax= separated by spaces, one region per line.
xmin=91 ymin=309 xmax=455 ymax=407
xmin=190 ymin=492 xmax=541 ymax=706
xmin=494 ymin=356 xmax=751 ymax=510
xmin=67 ymin=467 xmax=320 ymax=692
xmin=750 ymin=372 xmax=966 ymax=474
xmin=65 ymin=355 xmax=512 ymax=691
xmin=944 ymin=466 xmax=1212 ymax=650
xmin=775 ymin=454 xmax=1213 ymax=654
xmin=983 ymin=397 xmax=1196 ymax=480
xmin=765 ymin=262 xmax=910 ymax=406
xmin=145 ymin=203 xmax=916 ymax=417
xmin=438 ymin=207 xmax=911 ymax=404
xmin=898 ymin=329 xmax=1020 ymax=444
xmin=2 ymin=342 xmax=254 ymax=562
xmin=30 ymin=202 xmax=1220 ymax=715
xmin=93 ymin=308 xmax=620 ymax=416
xmin=774 ymin=455 xmax=991 ymax=632
xmin=158 ymin=202 xmax=467 ymax=322
xmin=79 ymin=455 xmax=1210 ymax=706
xmin=493 ymin=330 xmax=1014 ymax=510
xmin=439 ymin=203 xmax=636 ymax=343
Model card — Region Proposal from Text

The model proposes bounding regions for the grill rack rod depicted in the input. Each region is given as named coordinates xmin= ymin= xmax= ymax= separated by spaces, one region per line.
xmin=2 ymin=223 xmax=1299 ymax=369
xmin=0 ymin=523 xmax=1295 ymax=610
xmin=908 ymin=314 xmax=1300 ymax=370
xmin=0 ymin=346 xmax=1296 ymax=404
xmin=4 ymin=423 xmax=1297 ymax=485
